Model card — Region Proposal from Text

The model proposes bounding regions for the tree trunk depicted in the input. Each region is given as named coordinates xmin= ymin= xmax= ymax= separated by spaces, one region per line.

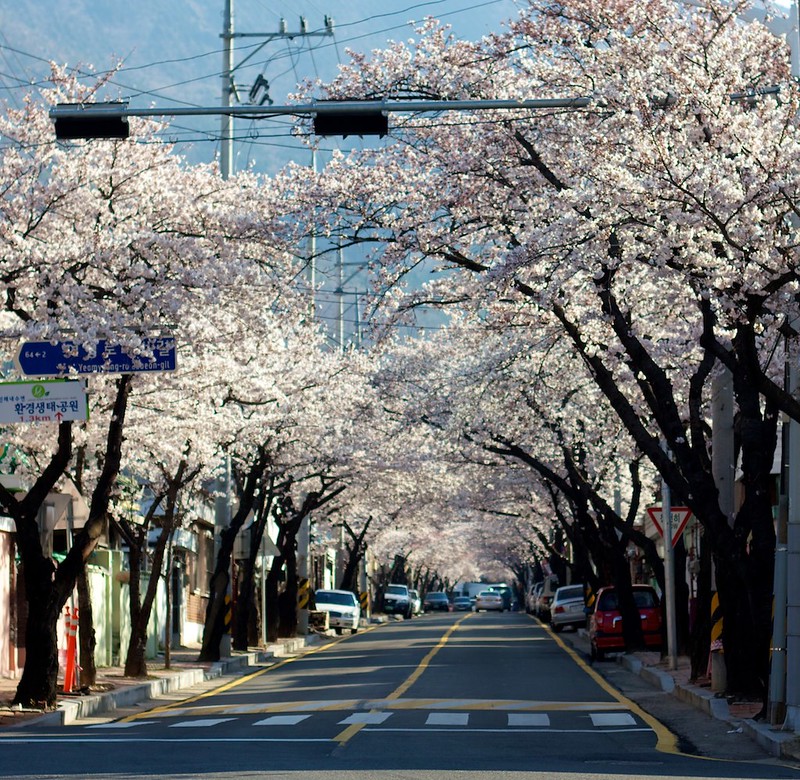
xmin=278 ymin=540 xmax=299 ymax=638
xmin=12 ymin=556 xmax=60 ymax=708
xmin=77 ymin=567 xmax=97 ymax=688
xmin=124 ymin=543 xmax=147 ymax=678
xmin=233 ymin=558 xmax=254 ymax=651
xmin=265 ymin=552 xmax=284 ymax=643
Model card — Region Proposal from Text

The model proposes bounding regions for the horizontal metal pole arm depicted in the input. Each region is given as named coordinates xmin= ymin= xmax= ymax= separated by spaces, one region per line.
xmin=49 ymin=97 xmax=594 ymax=121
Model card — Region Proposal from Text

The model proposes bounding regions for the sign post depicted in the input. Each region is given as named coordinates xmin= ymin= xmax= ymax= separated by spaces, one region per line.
xmin=646 ymin=502 xmax=693 ymax=671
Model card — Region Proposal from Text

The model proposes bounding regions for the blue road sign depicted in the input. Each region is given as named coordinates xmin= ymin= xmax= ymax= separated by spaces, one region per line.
xmin=15 ymin=338 xmax=177 ymax=377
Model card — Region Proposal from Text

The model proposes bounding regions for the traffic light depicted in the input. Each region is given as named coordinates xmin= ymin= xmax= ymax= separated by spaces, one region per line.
xmin=313 ymin=110 xmax=388 ymax=138
xmin=54 ymin=102 xmax=129 ymax=140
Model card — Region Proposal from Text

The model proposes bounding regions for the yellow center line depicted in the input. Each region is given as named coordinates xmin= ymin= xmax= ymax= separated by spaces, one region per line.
xmin=119 ymin=626 xmax=377 ymax=723
xmin=333 ymin=612 xmax=474 ymax=745
xmin=545 ymin=623 xmax=680 ymax=755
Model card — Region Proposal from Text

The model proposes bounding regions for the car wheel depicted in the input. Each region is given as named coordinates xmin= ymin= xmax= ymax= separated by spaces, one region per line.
xmin=335 ymin=627 xmax=342 ymax=635
xmin=553 ymin=623 xmax=562 ymax=633
xmin=590 ymin=643 xmax=604 ymax=661
xmin=351 ymin=628 xmax=358 ymax=635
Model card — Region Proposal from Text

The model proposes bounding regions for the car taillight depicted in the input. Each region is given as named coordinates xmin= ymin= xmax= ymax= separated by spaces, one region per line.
xmin=554 ymin=606 xmax=564 ymax=614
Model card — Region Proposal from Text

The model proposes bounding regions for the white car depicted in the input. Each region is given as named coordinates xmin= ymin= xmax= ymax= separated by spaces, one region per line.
xmin=474 ymin=590 xmax=504 ymax=612
xmin=314 ymin=589 xmax=361 ymax=634
xmin=409 ymin=588 xmax=423 ymax=615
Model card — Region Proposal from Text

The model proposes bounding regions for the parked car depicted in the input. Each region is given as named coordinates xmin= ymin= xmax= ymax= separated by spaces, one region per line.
xmin=452 ymin=595 xmax=473 ymax=611
xmin=526 ymin=582 xmax=542 ymax=615
xmin=535 ymin=575 xmax=560 ymax=621
xmin=474 ymin=590 xmax=504 ymax=612
xmin=548 ymin=584 xmax=586 ymax=633
xmin=383 ymin=584 xmax=413 ymax=619
xmin=588 ymin=584 xmax=662 ymax=660
xmin=314 ymin=589 xmax=361 ymax=634
xmin=409 ymin=589 xmax=423 ymax=615
xmin=423 ymin=591 xmax=451 ymax=612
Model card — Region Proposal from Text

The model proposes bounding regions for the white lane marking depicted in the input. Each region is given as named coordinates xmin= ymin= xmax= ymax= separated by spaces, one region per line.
xmin=86 ymin=721 xmax=157 ymax=729
xmin=337 ymin=712 xmax=393 ymax=725
xmin=0 ymin=737 xmax=332 ymax=744
xmin=508 ymin=713 xmax=550 ymax=727
xmin=168 ymin=718 xmax=235 ymax=728
xmin=253 ymin=715 xmax=312 ymax=726
xmin=590 ymin=712 xmax=637 ymax=727
xmin=425 ymin=712 xmax=469 ymax=726
xmin=363 ymin=727 xmax=652 ymax=734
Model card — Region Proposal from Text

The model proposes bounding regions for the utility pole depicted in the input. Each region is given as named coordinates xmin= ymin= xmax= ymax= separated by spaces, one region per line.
xmin=661 ymin=444 xmax=678 ymax=671
xmin=780 ymin=0 xmax=800 ymax=733
xmin=337 ymin=246 xmax=345 ymax=351
xmin=219 ymin=5 xmax=334 ymax=179
xmin=711 ymin=368 xmax=734 ymax=692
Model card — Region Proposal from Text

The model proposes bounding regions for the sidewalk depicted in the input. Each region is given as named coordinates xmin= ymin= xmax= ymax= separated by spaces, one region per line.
xmin=568 ymin=627 xmax=800 ymax=762
xmin=0 ymin=634 xmax=320 ymax=729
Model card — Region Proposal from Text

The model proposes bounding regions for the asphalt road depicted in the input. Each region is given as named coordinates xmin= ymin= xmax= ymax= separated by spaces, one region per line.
xmin=1 ymin=611 xmax=798 ymax=779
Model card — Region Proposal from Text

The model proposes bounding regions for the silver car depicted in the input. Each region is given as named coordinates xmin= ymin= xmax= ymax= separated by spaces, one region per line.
xmin=549 ymin=584 xmax=586 ymax=633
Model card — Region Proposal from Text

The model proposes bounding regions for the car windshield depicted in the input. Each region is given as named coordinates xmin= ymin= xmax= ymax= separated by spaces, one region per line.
xmin=633 ymin=589 xmax=658 ymax=608
xmin=597 ymin=588 xmax=658 ymax=611
xmin=386 ymin=585 xmax=407 ymax=595
xmin=428 ymin=593 xmax=448 ymax=600
xmin=557 ymin=586 xmax=584 ymax=601
xmin=479 ymin=591 xmax=498 ymax=597
xmin=315 ymin=591 xmax=356 ymax=607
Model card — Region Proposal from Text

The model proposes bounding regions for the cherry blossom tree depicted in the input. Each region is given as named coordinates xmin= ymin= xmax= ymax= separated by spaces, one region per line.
xmin=0 ymin=68 xmax=301 ymax=705
xmin=293 ymin=0 xmax=800 ymax=698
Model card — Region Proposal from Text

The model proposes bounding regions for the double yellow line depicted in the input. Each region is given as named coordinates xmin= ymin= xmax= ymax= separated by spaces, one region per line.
xmin=334 ymin=612 xmax=474 ymax=745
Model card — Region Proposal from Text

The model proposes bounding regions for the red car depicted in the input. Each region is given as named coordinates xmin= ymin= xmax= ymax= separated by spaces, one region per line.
xmin=588 ymin=584 xmax=661 ymax=660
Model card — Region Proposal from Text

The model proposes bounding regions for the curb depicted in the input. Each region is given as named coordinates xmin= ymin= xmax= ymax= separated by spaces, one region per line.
xmin=22 ymin=635 xmax=314 ymax=728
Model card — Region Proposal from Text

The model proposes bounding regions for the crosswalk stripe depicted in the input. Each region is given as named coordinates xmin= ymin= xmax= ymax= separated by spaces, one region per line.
xmin=425 ymin=712 xmax=469 ymax=726
xmin=139 ymin=698 xmax=628 ymax=719
xmin=168 ymin=718 xmax=235 ymax=728
xmin=590 ymin=713 xmax=637 ymax=727
xmin=338 ymin=712 xmax=393 ymax=725
xmin=253 ymin=715 xmax=312 ymax=726
xmin=508 ymin=713 xmax=550 ymax=727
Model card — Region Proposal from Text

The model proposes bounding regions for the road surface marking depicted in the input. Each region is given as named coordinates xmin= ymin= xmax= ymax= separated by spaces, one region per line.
xmin=168 ymin=718 xmax=235 ymax=728
xmin=544 ymin=619 xmax=679 ymax=754
xmin=334 ymin=613 xmax=475 ymax=745
xmin=590 ymin=712 xmax=637 ymax=727
xmin=337 ymin=712 xmax=393 ymax=725
xmin=425 ymin=712 xmax=469 ymax=726
xmin=253 ymin=715 xmax=311 ymax=726
xmin=118 ymin=627 xmax=378 ymax=723
xmin=508 ymin=713 xmax=550 ymax=727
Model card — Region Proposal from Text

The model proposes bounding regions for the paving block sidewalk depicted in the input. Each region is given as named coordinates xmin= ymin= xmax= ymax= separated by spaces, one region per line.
xmin=0 ymin=634 xmax=319 ymax=728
